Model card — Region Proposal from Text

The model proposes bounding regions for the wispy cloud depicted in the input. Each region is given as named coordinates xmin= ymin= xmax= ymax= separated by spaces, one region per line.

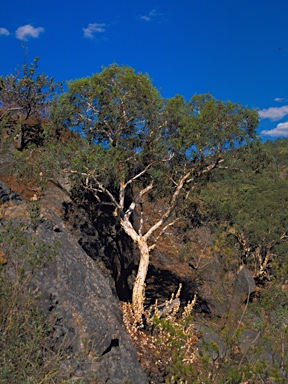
xmin=261 ymin=122 xmax=288 ymax=137
xmin=258 ymin=105 xmax=288 ymax=121
xmin=15 ymin=24 xmax=44 ymax=40
xmin=83 ymin=23 xmax=106 ymax=38
xmin=141 ymin=9 xmax=158 ymax=22
xmin=274 ymin=97 xmax=286 ymax=102
xmin=0 ymin=27 xmax=10 ymax=36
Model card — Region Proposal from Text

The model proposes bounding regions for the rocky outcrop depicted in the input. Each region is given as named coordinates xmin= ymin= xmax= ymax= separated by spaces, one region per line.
xmin=0 ymin=181 xmax=148 ymax=384
xmin=0 ymin=180 xmax=23 ymax=204
xmin=233 ymin=266 xmax=256 ymax=303
xmin=62 ymin=191 xmax=202 ymax=311
xmin=61 ymin=197 xmax=136 ymax=302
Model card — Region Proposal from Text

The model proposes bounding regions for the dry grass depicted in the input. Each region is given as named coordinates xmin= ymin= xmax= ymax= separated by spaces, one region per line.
xmin=122 ymin=286 xmax=199 ymax=383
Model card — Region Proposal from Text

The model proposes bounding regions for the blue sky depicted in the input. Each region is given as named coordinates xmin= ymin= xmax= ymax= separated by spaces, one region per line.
xmin=1 ymin=0 xmax=287 ymax=139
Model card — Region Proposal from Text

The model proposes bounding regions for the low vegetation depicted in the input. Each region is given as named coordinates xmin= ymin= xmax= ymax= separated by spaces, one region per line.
xmin=0 ymin=220 xmax=67 ymax=383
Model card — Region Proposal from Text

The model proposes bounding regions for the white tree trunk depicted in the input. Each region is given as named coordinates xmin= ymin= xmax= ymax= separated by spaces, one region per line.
xmin=132 ymin=236 xmax=150 ymax=322
xmin=120 ymin=217 xmax=150 ymax=322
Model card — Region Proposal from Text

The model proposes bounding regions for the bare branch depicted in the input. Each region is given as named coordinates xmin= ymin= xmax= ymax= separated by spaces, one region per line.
xmin=164 ymin=172 xmax=178 ymax=186
xmin=187 ymin=157 xmax=222 ymax=183
xmin=90 ymin=175 xmax=121 ymax=210
xmin=124 ymin=162 xmax=154 ymax=189
xmin=143 ymin=167 xmax=196 ymax=241
xmin=63 ymin=169 xmax=121 ymax=210
xmin=139 ymin=202 xmax=144 ymax=236
xmin=149 ymin=218 xmax=179 ymax=251
xmin=144 ymin=157 xmax=222 ymax=241
xmin=124 ymin=182 xmax=153 ymax=220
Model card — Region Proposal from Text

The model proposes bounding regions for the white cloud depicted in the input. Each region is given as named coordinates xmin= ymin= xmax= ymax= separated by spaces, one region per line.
xmin=83 ymin=23 xmax=106 ymax=38
xmin=261 ymin=122 xmax=288 ymax=137
xmin=0 ymin=27 xmax=10 ymax=36
xmin=141 ymin=9 xmax=157 ymax=22
xmin=274 ymin=97 xmax=286 ymax=102
xmin=15 ymin=24 xmax=44 ymax=40
xmin=258 ymin=105 xmax=288 ymax=121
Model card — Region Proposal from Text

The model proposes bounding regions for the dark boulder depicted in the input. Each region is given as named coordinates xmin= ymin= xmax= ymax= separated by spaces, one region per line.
xmin=0 ymin=180 xmax=23 ymax=204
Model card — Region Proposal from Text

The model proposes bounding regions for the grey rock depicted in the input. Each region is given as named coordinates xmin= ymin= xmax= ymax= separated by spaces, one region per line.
xmin=194 ymin=323 xmax=227 ymax=361
xmin=0 ymin=146 xmax=15 ymax=175
xmin=2 ymin=183 xmax=148 ymax=384
xmin=0 ymin=181 xmax=23 ymax=204
xmin=234 ymin=267 xmax=256 ymax=301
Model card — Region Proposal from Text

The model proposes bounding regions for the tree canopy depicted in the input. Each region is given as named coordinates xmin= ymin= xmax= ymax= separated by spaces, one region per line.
xmin=50 ymin=64 xmax=259 ymax=320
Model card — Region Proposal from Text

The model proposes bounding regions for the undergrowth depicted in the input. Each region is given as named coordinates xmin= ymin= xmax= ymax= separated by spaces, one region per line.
xmin=0 ymin=219 xmax=78 ymax=384
xmin=0 ymin=269 xmax=62 ymax=383
xmin=122 ymin=286 xmax=200 ymax=383
xmin=122 ymin=283 xmax=288 ymax=384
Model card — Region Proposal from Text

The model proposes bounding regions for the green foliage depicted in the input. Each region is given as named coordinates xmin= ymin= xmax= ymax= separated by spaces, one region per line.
xmin=52 ymin=64 xmax=162 ymax=146
xmin=12 ymin=138 xmax=81 ymax=189
xmin=28 ymin=201 xmax=41 ymax=230
xmin=252 ymin=285 xmax=288 ymax=330
xmin=0 ymin=57 xmax=62 ymax=121
xmin=51 ymin=65 xmax=169 ymax=199
xmin=49 ymin=64 xmax=259 ymax=225
xmin=196 ymin=139 xmax=288 ymax=279
xmin=151 ymin=316 xmax=199 ymax=382
xmin=195 ymin=302 xmax=288 ymax=383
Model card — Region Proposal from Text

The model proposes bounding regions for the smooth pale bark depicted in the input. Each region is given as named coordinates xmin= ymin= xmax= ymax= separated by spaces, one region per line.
xmin=120 ymin=217 xmax=150 ymax=322
xmin=132 ymin=236 xmax=150 ymax=322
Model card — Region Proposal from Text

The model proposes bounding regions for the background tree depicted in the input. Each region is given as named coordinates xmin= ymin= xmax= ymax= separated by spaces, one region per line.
xmin=0 ymin=57 xmax=61 ymax=149
xmin=0 ymin=57 xmax=60 ymax=121
xmin=196 ymin=139 xmax=288 ymax=280
xmin=52 ymin=65 xmax=259 ymax=320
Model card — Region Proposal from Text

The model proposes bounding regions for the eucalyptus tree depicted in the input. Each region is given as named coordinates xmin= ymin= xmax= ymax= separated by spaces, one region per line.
xmin=0 ymin=57 xmax=61 ymax=121
xmin=0 ymin=57 xmax=62 ymax=149
xmin=53 ymin=64 xmax=258 ymax=321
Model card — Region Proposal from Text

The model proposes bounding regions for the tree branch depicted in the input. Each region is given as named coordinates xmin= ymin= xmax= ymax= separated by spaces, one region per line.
xmin=143 ymin=167 xmax=197 ymax=241
xmin=144 ymin=157 xmax=222 ymax=241
xmin=124 ymin=182 xmax=153 ymax=220
xmin=139 ymin=202 xmax=144 ymax=236
xmin=149 ymin=218 xmax=179 ymax=251
xmin=187 ymin=157 xmax=222 ymax=183
xmin=64 ymin=169 xmax=121 ymax=210
xmin=124 ymin=162 xmax=154 ymax=189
